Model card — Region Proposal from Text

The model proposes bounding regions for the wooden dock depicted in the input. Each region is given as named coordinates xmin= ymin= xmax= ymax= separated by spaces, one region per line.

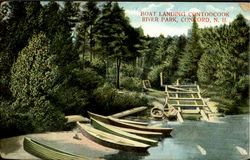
xmin=160 ymin=73 xmax=211 ymax=122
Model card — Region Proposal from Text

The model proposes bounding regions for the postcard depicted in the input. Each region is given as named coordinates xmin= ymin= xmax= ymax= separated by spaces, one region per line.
xmin=0 ymin=1 xmax=249 ymax=160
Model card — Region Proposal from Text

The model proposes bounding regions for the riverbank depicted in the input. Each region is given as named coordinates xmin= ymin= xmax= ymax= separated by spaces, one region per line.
xmin=0 ymin=128 xmax=117 ymax=159
xmin=0 ymin=115 xmax=248 ymax=160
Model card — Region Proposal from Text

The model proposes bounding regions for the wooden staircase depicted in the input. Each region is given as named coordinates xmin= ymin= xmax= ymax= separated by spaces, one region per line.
xmin=160 ymin=73 xmax=211 ymax=122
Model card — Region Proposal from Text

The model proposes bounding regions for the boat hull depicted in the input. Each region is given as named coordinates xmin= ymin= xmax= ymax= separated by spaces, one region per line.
xmin=77 ymin=122 xmax=150 ymax=153
xmin=91 ymin=118 xmax=158 ymax=146
xmin=23 ymin=137 xmax=88 ymax=160
xmin=88 ymin=111 xmax=173 ymax=136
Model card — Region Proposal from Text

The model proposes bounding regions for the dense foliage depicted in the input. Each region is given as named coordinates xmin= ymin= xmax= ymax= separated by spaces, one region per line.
xmin=147 ymin=14 xmax=249 ymax=114
xmin=0 ymin=2 xmax=149 ymax=138
xmin=0 ymin=2 xmax=248 ymax=137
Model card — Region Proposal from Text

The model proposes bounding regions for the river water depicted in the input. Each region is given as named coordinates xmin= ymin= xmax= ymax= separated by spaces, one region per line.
xmin=0 ymin=115 xmax=249 ymax=160
xmin=104 ymin=115 xmax=249 ymax=160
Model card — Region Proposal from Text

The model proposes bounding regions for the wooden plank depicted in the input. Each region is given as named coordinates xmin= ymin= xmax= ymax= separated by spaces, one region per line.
xmin=177 ymin=112 xmax=184 ymax=123
xmin=178 ymin=107 xmax=181 ymax=112
xmin=111 ymin=106 xmax=147 ymax=118
xmin=171 ymin=104 xmax=207 ymax=107
xmin=165 ymin=85 xmax=168 ymax=92
xmin=160 ymin=72 xmax=163 ymax=86
xmin=175 ymin=92 xmax=178 ymax=98
xmin=166 ymin=90 xmax=170 ymax=98
xmin=176 ymin=79 xmax=179 ymax=85
xmin=142 ymin=80 xmax=146 ymax=89
xmin=167 ymin=86 xmax=193 ymax=92
xmin=197 ymin=85 xmax=201 ymax=93
xmin=200 ymin=109 xmax=209 ymax=121
xmin=177 ymin=100 xmax=180 ymax=105
xmin=181 ymin=110 xmax=200 ymax=114
xmin=167 ymin=85 xmax=198 ymax=88
xmin=191 ymin=94 xmax=198 ymax=106
xmin=168 ymin=97 xmax=203 ymax=100
xmin=66 ymin=115 xmax=90 ymax=123
xmin=167 ymin=91 xmax=199 ymax=94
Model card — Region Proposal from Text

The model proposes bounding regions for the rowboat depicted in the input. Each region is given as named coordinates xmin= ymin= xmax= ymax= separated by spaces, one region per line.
xmin=77 ymin=122 xmax=150 ymax=152
xmin=118 ymin=127 xmax=163 ymax=138
xmin=91 ymin=118 xmax=158 ymax=146
xmin=88 ymin=111 xmax=148 ymax=126
xmin=109 ymin=117 xmax=173 ymax=135
xmin=117 ymin=119 xmax=148 ymax=126
xmin=88 ymin=111 xmax=162 ymax=137
xmin=23 ymin=137 xmax=90 ymax=160
xmin=88 ymin=112 xmax=173 ymax=136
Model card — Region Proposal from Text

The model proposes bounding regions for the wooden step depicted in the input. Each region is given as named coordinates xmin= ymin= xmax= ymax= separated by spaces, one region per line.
xmin=165 ymin=85 xmax=199 ymax=88
xmin=200 ymin=109 xmax=209 ymax=121
xmin=171 ymin=104 xmax=207 ymax=107
xmin=166 ymin=91 xmax=199 ymax=94
xmin=181 ymin=110 xmax=200 ymax=114
xmin=168 ymin=97 xmax=203 ymax=100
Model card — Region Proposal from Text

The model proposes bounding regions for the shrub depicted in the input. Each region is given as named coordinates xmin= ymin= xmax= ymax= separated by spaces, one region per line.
xmin=90 ymin=83 xmax=148 ymax=115
xmin=148 ymin=65 xmax=165 ymax=88
xmin=121 ymin=63 xmax=143 ymax=78
xmin=120 ymin=76 xmax=142 ymax=91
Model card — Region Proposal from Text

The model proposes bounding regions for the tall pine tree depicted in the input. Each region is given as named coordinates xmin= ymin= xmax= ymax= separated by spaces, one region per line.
xmin=177 ymin=16 xmax=203 ymax=83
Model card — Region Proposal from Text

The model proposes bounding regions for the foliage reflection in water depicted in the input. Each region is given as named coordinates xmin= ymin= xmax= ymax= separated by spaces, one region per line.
xmin=105 ymin=115 xmax=249 ymax=160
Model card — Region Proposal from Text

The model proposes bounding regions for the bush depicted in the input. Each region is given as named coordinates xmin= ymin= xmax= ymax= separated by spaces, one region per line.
xmin=120 ymin=76 xmax=142 ymax=91
xmin=87 ymin=58 xmax=106 ymax=78
xmin=90 ymin=83 xmax=148 ymax=115
xmin=121 ymin=63 xmax=143 ymax=78
xmin=0 ymin=108 xmax=34 ymax=138
xmin=148 ymin=65 xmax=165 ymax=88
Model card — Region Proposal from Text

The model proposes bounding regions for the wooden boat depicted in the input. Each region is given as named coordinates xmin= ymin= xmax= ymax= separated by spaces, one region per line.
xmin=118 ymin=127 xmax=163 ymax=138
xmin=91 ymin=118 xmax=158 ymax=146
xmin=88 ymin=111 xmax=173 ymax=136
xmin=77 ymin=122 xmax=150 ymax=152
xmin=23 ymin=137 xmax=90 ymax=160
xmin=88 ymin=111 xmax=162 ymax=137
xmin=117 ymin=119 xmax=148 ymax=126
xmin=151 ymin=107 xmax=164 ymax=119
xmin=109 ymin=117 xmax=173 ymax=136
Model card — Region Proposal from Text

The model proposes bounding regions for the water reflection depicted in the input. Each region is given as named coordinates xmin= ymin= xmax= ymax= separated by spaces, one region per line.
xmin=106 ymin=115 xmax=249 ymax=160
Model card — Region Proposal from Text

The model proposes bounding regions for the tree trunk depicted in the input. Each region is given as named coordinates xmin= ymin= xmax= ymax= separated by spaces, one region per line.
xmin=90 ymin=48 xmax=92 ymax=62
xmin=116 ymin=57 xmax=121 ymax=89
xmin=136 ymin=57 xmax=139 ymax=67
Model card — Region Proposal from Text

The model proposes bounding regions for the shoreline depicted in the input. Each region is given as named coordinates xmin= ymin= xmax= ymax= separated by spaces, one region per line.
xmin=0 ymin=128 xmax=118 ymax=159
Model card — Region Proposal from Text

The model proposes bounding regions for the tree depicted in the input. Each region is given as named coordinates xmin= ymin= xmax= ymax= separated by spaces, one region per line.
xmin=198 ymin=14 xmax=249 ymax=114
xmin=10 ymin=33 xmax=66 ymax=132
xmin=198 ymin=27 xmax=220 ymax=84
xmin=177 ymin=16 xmax=203 ymax=82
xmin=76 ymin=2 xmax=100 ymax=62
xmin=0 ymin=2 xmax=42 ymax=102
xmin=154 ymin=35 xmax=168 ymax=65
xmin=95 ymin=2 xmax=136 ymax=89
xmin=214 ymin=14 xmax=249 ymax=113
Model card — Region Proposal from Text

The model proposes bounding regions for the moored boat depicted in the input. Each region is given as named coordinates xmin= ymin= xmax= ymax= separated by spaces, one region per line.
xmin=118 ymin=127 xmax=163 ymax=138
xmin=91 ymin=118 xmax=158 ymax=146
xmin=88 ymin=111 xmax=173 ymax=136
xmin=77 ymin=122 xmax=150 ymax=153
xmin=116 ymin=118 xmax=148 ymax=126
xmin=108 ymin=117 xmax=173 ymax=136
xmin=23 ymin=137 xmax=90 ymax=160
